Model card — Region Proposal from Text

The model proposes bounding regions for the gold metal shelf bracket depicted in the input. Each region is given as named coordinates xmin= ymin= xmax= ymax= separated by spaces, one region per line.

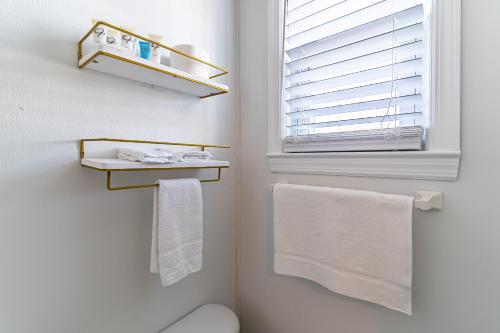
xmin=105 ymin=168 xmax=222 ymax=191
xmin=78 ymin=21 xmax=228 ymax=78
xmin=80 ymin=138 xmax=230 ymax=159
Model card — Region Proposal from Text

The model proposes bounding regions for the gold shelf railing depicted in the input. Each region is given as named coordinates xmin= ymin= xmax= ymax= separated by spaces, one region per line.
xmin=80 ymin=138 xmax=230 ymax=191
xmin=77 ymin=21 xmax=229 ymax=98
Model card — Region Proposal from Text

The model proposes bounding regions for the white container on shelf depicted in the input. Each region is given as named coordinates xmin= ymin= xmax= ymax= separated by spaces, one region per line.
xmin=149 ymin=34 xmax=163 ymax=64
xmin=170 ymin=44 xmax=211 ymax=79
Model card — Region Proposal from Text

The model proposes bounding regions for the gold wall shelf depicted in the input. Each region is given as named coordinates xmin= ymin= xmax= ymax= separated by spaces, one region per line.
xmin=80 ymin=138 xmax=230 ymax=191
xmin=78 ymin=21 xmax=229 ymax=98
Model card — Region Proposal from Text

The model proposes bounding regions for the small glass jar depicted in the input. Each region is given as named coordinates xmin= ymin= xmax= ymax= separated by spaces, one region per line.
xmin=106 ymin=29 xmax=119 ymax=47
xmin=149 ymin=34 xmax=163 ymax=64
xmin=91 ymin=19 xmax=106 ymax=44
xmin=120 ymin=26 xmax=135 ymax=53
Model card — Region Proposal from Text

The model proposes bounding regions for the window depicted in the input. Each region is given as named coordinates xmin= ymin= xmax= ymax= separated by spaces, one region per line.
xmin=267 ymin=0 xmax=461 ymax=180
xmin=282 ymin=0 xmax=431 ymax=152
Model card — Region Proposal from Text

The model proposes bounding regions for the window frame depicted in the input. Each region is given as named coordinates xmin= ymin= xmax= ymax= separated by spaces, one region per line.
xmin=267 ymin=0 xmax=461 ymax=181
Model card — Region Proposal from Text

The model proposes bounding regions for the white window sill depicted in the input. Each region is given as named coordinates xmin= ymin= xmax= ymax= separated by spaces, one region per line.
xmin=267 ymin=151 xmax=461 ymax=181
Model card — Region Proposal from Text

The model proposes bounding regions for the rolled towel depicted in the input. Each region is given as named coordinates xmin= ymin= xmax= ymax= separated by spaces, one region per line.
xmin=156 ymin=148 xmax=213 ymax=162
xmin=117 ymin=148 xmax=177 ymax=164
xmin=179 ymin=150 xmax=213 ymax=161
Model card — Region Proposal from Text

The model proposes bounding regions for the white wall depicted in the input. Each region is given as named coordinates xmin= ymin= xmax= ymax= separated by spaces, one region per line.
xmin=238 ymin=0 xmax=500 ymax=332
xmin=0 ymin=0 xmax=238 ymax=332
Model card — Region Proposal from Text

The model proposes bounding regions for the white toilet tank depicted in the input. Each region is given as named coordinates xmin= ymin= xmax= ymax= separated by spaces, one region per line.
xmin=162 ymin=304 xmax=239 ymax=333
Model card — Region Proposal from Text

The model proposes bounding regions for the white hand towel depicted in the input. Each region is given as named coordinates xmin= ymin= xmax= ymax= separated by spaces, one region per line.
xmin=273 ymin=184 xmax=413 ymax=315
xmin=151 ymin=179 xmax=203 ymax=286
xmin=117 ymin=148 xmax=177 ymax=164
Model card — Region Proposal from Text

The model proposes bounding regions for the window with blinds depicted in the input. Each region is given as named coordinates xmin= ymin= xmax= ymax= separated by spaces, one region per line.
xmin=282 ymin=0 xmax=431 ymax=152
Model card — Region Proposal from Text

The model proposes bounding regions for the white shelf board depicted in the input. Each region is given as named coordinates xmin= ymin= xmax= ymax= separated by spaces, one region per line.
xmin=79 ymin=44 xmax=229 ymax=98
xmin=81 ymin=158 xmax=230 ymax=171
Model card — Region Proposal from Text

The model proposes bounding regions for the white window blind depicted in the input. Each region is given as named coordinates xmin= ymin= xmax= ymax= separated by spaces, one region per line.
xmin=282 ymin=0 xmax=430 ymax=152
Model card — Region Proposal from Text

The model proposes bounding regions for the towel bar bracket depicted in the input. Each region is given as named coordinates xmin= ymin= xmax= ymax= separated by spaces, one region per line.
xmin=413 ymin=191 xmax=443 ymax=211
xmin=106 ymin=168 xmax=222 ymax=191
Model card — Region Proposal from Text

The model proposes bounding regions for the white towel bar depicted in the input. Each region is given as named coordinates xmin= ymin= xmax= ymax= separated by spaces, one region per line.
xmin=270 ymin=183 xmax=443 ymax=211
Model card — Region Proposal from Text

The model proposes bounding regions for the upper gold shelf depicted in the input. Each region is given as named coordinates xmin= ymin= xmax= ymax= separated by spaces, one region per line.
xmin=77 ymin=21 xmax=229 ymax=98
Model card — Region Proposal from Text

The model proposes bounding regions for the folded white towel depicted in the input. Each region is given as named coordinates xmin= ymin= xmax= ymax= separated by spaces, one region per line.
xmin=117 ymin=148 xmax=176 ymax=164
xmin=151 ymin=179 xmax=203 ymax=286
xmin=179 ymin=150 xmax=213 ymax=161
xmin=156 ymin=148 xmax=213 ymax=162
xmin=273 ymin=184 xmax=413 ymax=315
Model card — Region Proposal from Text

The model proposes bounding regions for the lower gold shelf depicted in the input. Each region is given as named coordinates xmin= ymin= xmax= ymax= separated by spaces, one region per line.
xmin=80 ymin=138 xmax=230 ymax=191
xmin=81 ymin=158 xmax=230 ymax=171
xmin=82 ymin=158 xmax=229 ymax=191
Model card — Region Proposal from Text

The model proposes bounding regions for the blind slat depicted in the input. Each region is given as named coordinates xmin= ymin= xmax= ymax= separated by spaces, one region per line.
xmin=286 ymin=94 xmax=423 ymax=118
xmin=286 ymin=0 xmax=384 ymax=37
xmin=287 ymin=0 xmax=348 ymax=24
xmin=286 ymin=112 xmax=423 ymax=130
xmin=288 ymin=0 xmax=315 ymax=12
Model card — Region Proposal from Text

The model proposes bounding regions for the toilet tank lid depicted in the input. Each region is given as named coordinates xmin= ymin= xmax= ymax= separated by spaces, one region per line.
xmin=162 ymin=304 xmax=239 ymax=333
